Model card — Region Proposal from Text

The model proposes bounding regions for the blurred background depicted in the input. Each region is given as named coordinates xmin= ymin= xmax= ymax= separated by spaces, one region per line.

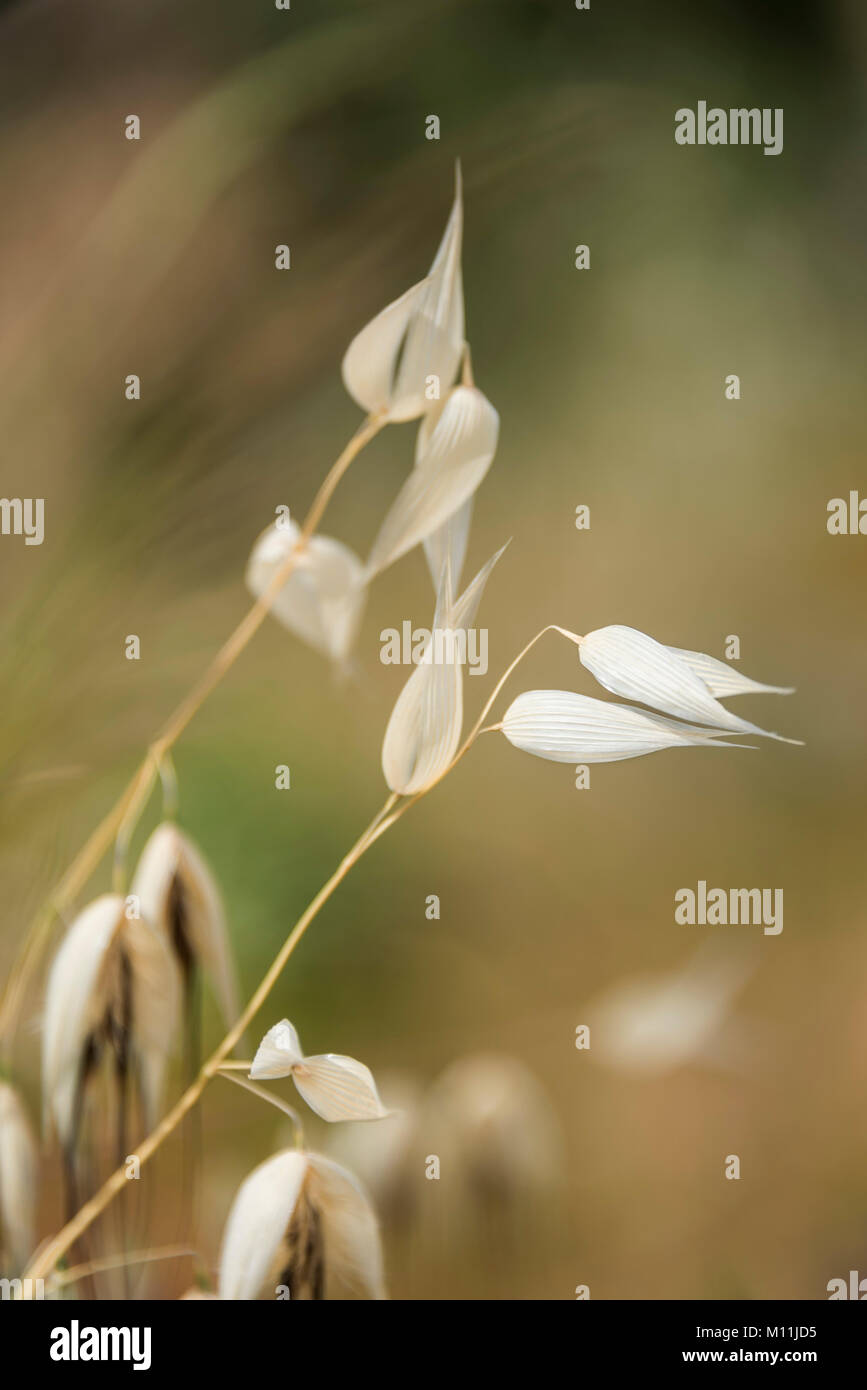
xmin=1 ymin=0 xmax=866 ymax=1298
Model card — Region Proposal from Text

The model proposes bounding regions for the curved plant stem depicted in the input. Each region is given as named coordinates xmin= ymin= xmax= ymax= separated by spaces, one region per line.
xmin=299 ymin=410 xmax=386 ymax=542
xmin=454 ymin=623 xmax=582 ymax=766
xmin=158 ymin=751 xmax=180 ymax=821
xmin=112 ymin=758 xmax=160 ymax=894
xmin=46 ymin=1245 xmax=200 ymax=1294
xmin=217 ymin=1070 xmax=305 ymax=1149
xmin=0 ymin=410 xmax=386 ymax=1058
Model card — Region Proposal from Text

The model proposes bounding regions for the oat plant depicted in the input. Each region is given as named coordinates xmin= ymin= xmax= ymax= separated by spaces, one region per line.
xmin=0 ymin=165 xmax=799 ymax=1297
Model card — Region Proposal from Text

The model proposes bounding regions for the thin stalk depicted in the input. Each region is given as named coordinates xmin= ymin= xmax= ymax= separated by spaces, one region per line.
xmin=455 ymin=623 xmax=582 ymax=765
xmin=300 ymin=409 xmax=385 ymax=542
xmin=112 ymin=758 xmax=160 ymax=894
xmin=217 ymin=1070 xmax=305 ymax=1148
xmin=0 ymin=411 xmax=386 ymax=1057
xmin=158 ymin=752 xmax=180 ymax=821
xmin=47 ymin=1245 xmax=199 ymax=1294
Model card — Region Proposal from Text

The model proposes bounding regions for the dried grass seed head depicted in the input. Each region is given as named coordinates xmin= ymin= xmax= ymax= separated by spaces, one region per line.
xmin=577 ymin=625 xmax=800 ymax=742
xmin=250 ymin=1019 xmax=389 ymax=1122
xmin=500 ymin=688 xmax=745 ymax=765
xmin=245 ymin=514 xmax=366 ymax=666
xmin=365 ymin=384 xmax=499 ymax=581
xmin=218 ymin=1149 xmax=386 ymax=1300
xmin=132 ymin=822 xmax=238 ymax=1026
xmin=41 ymin=893 xmax=180 ymax=1150
xmin=381 ymin=541 xmax=508 ymax=794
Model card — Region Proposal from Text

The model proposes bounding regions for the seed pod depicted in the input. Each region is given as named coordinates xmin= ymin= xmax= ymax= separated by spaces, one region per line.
xmin=366 ymin=385 xmax=498 ymax=581
xmin=250 ymin=1019 xmax=388 ymax=1122
xmin=132 ymin=823 xmax=238 ymax=1028
xmin=578 ymin=625 xmax=799 ymax=742
xmin=218 ymin=1149 xmax=386 ymax=1300
xmin=382 ymin=542 xmax=507 ymax=793
xmin=501 ymin=688 xmax=744 ymax=764
xmin=245 ymin=515 xmax=366 ymax=666
xmin=42 ymin=894 xmax=180 ymax=1154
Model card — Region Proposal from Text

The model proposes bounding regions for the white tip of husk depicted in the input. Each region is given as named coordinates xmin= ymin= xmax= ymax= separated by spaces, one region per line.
xmin=578 ymin=626 xmax=800 ymax=742
xmin=365 ymin=385 xmax=498 ymax=581
xmin=0 ymin=1081 xmax=38 ymax=1272
xmin=249 ymin=1019 xmax=304 ymax=1079
xmin=245 ymin=516 xmax=366 ymax=665
xmin=667 ymin=646 xmax=795 ymax=698
xmin=423 ymin=495 xmax=474 ymax=595
xmin=132 ymin=823 xmax=239 ymax=1027
xmin=448 ymin=539 xmax=509 ymax=632
xmin=341 ymin=168 xmax=464 ymax=422
xmin=501 ymin=689 xmax=749 ymax=765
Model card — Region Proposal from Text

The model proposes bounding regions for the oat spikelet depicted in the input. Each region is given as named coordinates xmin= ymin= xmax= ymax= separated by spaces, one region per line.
xmin=132 ymin=823 xmax=239 ymax=1027
xmin=218 ymin=1149 xmax=386 ymax=1300
xmin=41 ymin=893 xmax=180 ymax=1156
xmin=245 ymin=514 xmax=366 ymax=665
xmin=249 ymin=1019 xmax=389 ymax=1122
xmin=500 ymin=689 xmax=752 ymax=764
xmin=577 ymin=626 xmax=801 ymax=743
xmin=365 ymin=384 xmax=499 ymax=581
xmin=382 ymin=541 xmax=507 ymax=794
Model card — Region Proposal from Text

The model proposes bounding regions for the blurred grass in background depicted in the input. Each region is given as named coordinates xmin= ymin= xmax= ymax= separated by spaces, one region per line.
xmin=1 ymin=0 xmax=866 ymax=1297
